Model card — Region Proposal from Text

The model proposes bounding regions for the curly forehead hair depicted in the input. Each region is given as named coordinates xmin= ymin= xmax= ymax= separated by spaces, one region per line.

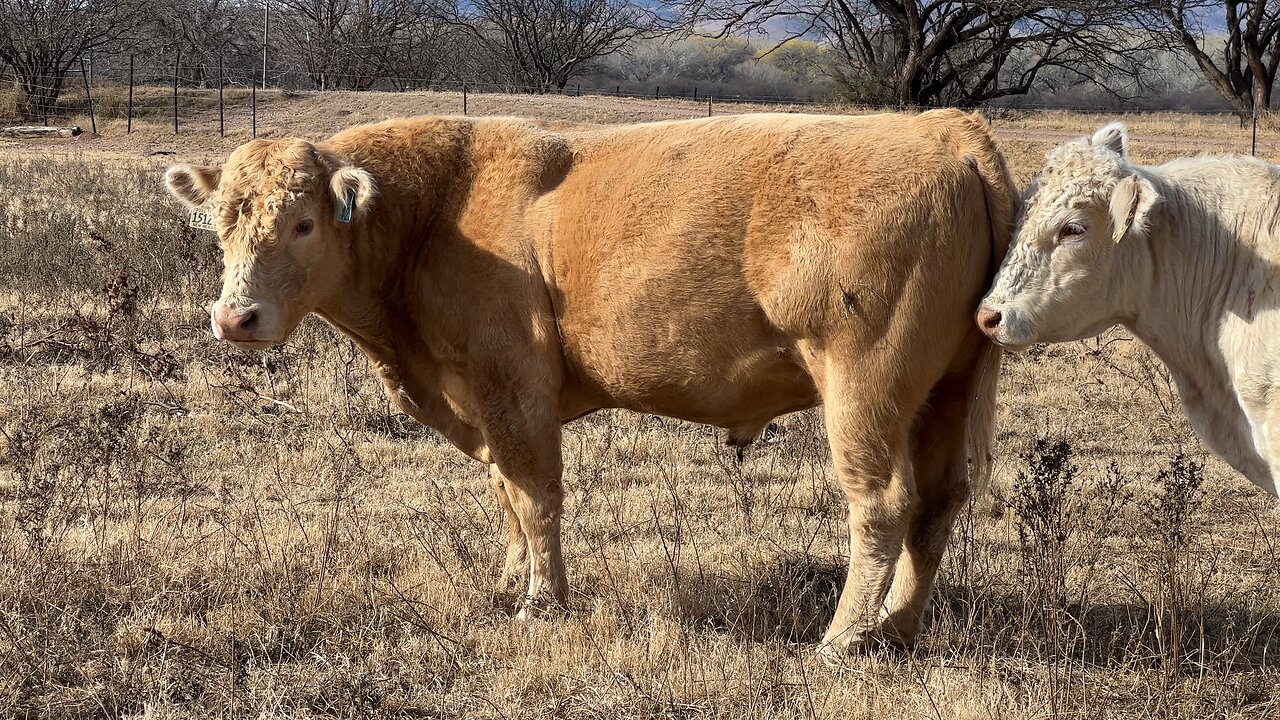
xmin=1030 ymin=140 xmax=1126 ymax=210
xmin=216 ymin=138 xmax=329 ymax=241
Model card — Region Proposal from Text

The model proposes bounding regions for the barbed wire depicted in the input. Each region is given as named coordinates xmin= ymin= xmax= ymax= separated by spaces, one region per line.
xmin=0 ymin=56 xmax=1265 ymax=131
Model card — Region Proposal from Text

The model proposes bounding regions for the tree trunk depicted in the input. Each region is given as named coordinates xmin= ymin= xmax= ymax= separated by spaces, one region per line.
xmin=16 ymin=68 xmax=67 ymax=122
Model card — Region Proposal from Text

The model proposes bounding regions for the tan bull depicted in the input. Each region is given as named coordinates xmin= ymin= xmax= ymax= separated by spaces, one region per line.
xmin=164 ymin=110 xmax=1014 ymax=654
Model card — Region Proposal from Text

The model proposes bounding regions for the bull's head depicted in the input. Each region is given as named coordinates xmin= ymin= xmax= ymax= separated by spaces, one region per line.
xmin=165 ymin=138 xmax=376 ymax=349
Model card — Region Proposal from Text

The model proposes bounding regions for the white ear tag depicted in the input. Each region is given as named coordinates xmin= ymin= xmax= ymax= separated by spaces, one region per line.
xmin=188 ymin=205 xmax=216 ymax=232
xmin=336 ymin=188 xmax=355 ymax=223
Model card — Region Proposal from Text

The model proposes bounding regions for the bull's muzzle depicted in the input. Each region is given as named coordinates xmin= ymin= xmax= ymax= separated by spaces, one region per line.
xmin=212 ymin=303 xmax=261 ymax=343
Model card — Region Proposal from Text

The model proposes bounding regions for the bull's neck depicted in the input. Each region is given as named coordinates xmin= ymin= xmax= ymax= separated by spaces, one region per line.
xmin=1126 ymin=169 xmax=1248 ymax=385
xmin=315 ymin=121 xmax=475 ymax=366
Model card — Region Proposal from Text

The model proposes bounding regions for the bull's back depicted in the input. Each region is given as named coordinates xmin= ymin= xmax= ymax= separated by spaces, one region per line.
xmin=539 ymin=112 xmax=995 ymax=424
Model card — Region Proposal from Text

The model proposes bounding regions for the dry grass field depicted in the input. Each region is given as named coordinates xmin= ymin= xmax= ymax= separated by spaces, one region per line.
xmin=2 ymin=90 xmax=1280 ymax=719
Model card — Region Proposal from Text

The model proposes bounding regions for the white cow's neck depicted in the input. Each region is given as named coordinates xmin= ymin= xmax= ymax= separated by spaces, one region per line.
xmin=1127 ymin=171 xmax=1232 ymax=377
xmin=1124 ymin=165 xmax=1278 ymax=494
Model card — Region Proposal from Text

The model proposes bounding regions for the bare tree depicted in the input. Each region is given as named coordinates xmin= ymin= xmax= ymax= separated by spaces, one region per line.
xmin=278 ymin=0 xmax=441 ymax=89
xmin=382 ymin=13 xmax=454 ymax=88
xmin=1145 ymin=0 xmax=1280 ymax=116
xmin=668 ymin=0 xmax=1157 ymax=106
xmin=442 ymin=0 xmax=653 ymax=91
xmin=0 ymin=0 xmax=143 ymax=120
xmin=150 ymin=0 xmax=260 ymax=86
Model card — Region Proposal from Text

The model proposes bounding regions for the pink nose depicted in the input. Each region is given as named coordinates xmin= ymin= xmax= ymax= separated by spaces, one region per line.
xmin=976 ymin=305 xmax=1002 ymax=337
xmin=213 ymin=304 xmax=259 ymax=342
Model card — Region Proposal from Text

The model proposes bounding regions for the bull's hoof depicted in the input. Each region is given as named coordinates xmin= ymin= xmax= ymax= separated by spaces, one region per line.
xmin=497 ymin=570 xmax=527 ymax=593
xmin=515 ymin=592 xmax=568 ymax=622
xmin=817 ymin=627 xmax=914 ymax=664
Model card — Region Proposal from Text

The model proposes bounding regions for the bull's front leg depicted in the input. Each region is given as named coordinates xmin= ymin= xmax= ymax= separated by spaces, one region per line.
xmin=482 ymin=420 xmax=567 ymax=617
xmin=490 ymin=464 xmax=530 ymax=592
xmin=472 ymin=359 xmax=568 ymax=617
xmin=496 ymin=457 xmax=567 ymax=618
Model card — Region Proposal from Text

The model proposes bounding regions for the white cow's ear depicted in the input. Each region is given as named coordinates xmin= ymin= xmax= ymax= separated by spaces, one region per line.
xmin=329 ymin=165 xmax=377 ymax=221
xmin=165 ymin=164 xmax=221 ymax=207
xmin=1090 ymin=122 xmax=1129 ymax=157
xmin=1110 ymin=173 xmax=1158 ymax=243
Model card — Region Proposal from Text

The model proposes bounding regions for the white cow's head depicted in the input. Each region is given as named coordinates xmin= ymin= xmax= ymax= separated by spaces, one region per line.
xmin=977 ymin=123 xmax=1159 ymax=349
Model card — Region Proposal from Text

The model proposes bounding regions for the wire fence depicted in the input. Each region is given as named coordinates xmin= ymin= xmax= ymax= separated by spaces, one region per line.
xmin=1 ymin=55 xmax=1274 ymax=154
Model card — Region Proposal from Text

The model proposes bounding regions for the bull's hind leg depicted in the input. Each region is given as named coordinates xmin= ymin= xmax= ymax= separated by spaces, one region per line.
xmin=880 ymin=372 xmax=973 ymax=646
xmin=817 ymin=359 xmax=923 ymax=657
xmin=490 ymin=466 xmax=530 ymax=591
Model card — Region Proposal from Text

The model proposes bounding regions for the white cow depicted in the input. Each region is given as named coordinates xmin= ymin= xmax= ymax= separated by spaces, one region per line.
xmin=978 ymin=122 xmax=1280 ymax=497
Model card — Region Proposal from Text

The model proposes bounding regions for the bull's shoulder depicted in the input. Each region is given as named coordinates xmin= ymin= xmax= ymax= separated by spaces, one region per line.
xmin=320 ymin=115 xmax=572 ymax=172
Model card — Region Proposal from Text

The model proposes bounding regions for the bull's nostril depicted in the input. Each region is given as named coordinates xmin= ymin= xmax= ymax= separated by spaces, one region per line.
xmin=237 ymin=310 xmax=258 ymax=332
xmin=977 ymin=307 xmax=1003 ymax=332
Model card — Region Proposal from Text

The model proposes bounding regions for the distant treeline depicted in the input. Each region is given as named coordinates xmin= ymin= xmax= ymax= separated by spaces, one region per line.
xmin=0 ymin=0 xmax=1270 ymax=121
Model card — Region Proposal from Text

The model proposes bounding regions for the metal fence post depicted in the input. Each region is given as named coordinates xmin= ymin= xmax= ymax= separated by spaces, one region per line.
xmin=252 ymin=84 xmax=257 ymax=137
xmin=655 ymin=85 xmax=660 ymax=100
xmin=79 ymin=56 xmax=96 ymax=134
xmin=218 ymin=52 xmax=225 ymax=137
xmin=126 ymin=55 xmax=134 ymax=134
xmin=172 ymin=48 xmax=180 ymax=134
xmin=463 ymin=82 xmax=468 ymax=115
xmin=707 ymin=96 xmax=712 ymax=117
xmin=1252 ymin=96 xmax=1259 ymax=156
xmin=262 ymin=1 xmax=269 ymax=90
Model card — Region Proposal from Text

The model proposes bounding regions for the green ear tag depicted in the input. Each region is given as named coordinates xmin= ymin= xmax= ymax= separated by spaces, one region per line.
xmin=336 ymin=188 xmax=355 ymax=223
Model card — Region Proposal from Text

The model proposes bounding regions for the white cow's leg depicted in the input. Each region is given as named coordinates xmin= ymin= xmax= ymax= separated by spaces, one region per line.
xmin=881 ymin=374 xmax=971 ymax=645
xmin=1235 ymin=384 xmax=1280 ymax=496
xmin=490 ymin=465 xmax=530 ymax=591
xmin=817 ymin=371 xmax=918 ymax=657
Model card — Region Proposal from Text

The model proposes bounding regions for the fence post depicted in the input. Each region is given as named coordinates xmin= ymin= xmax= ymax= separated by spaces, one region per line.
xmin=707 ymin=96 xmax=712 ymax=117
xmin=79 ymin=56 xmax=96 ymax=134
xmin=693 ymin=87 xmax=698 ymax=102
xmin=172 ymin=48 xmax=180 ymax=134
xmin=262 ymin=1 xmax=269 ymax=90
xmin=576 ymin=83 xmax=580 ymax=97
xmin=218 ymin=51 xmax=225 ymax=137
xmin=252 ymin=84 xmax=257 ymax=138
xmin=616 ymin=85 xmax=620 ymax=97
xmin=463 ymin=82 xmax=468 ymax=115
xmin=1252 ymin=96 xmax=1259 ymax=156
xmin=126 ymin=55 xmax=134 ymax=134
xmin=655 ymin=85 xmax=660 ymax=100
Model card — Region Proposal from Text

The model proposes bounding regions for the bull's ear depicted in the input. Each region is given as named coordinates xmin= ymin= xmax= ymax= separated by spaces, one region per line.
xmin=165 ymin=164 xmax=221 ymax=207
xmin=329 ymin=165 xmax=376 ymax=222
xmin=1090 ymin=122 xmax=1129 ymax=157
xmin=1110 ymin=173 xmax=1158 ymax=243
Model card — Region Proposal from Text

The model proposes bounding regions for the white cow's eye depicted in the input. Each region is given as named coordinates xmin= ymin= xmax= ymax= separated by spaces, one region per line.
xmin=1057 ymin=222 xmax=1086 ymax=241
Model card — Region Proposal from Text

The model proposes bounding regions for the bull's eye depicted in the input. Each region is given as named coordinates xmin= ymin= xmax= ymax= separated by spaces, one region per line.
xmin=295 ymin=219 xmax=314 ymax=236
xmin=1057 ymin=222 xmax=1086 ymax=241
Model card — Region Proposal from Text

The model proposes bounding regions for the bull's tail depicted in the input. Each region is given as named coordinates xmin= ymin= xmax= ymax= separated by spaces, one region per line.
xmin=952 ymin=111 xmax=1017 ymax=492
xmin=967 ymin=340 xmax=1003 ymax=491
